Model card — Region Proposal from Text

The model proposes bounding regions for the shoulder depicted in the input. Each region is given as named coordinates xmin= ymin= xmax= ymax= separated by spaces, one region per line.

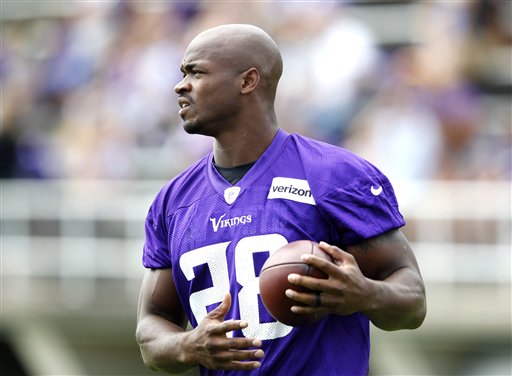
xmin=286 ymin=133 xmax=384 ymax=190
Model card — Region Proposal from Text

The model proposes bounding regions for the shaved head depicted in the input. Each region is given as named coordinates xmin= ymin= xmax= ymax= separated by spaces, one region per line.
xmin=175 ymin=24 xmax=283 ymax=143
xmin=187 ymin=24 xmax=283 ymax=100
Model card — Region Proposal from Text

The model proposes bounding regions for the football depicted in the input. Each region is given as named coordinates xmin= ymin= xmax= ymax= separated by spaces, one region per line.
xmin=259 ymin=240 xmax=333 ymax=326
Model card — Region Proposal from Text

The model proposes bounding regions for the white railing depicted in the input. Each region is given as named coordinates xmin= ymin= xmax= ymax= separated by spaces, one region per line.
xmin=1 ymin=179 xmax=510 ymax=309
xmin=2 ymin=179 xmax=510 ymax=376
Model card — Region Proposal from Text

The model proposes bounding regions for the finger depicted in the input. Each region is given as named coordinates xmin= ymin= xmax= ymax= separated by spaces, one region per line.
xmin=217 ymin=359 xmax=262 ymax=371
xmin=211 ymin=336 xmax=263 ymax=351
xmin=290 ymin=304 xmax=326 ymax=315
xmin=285 ymin=288 xmax=319 ymax=307
xmin=318 ymin=241 xmax=354 ymax=265
xmin=207 ymin=293 xmax=232 ymax=321
xmin=209 ymin=349 xmax=264 ymax=371
xmin=287 ymin=273 xmax=328 ymax=291
xmin=285 ymin=294 xmax=328 ymax=319
xmin=211 ymin=318 xmax=250 ymax=335
xmin=285 ymin=290 xmax=330 ymax=316
xmin=300 ymin=252 xmax=340 ymax=275
xmin=213 ymin=348 xmax=265 ymax=362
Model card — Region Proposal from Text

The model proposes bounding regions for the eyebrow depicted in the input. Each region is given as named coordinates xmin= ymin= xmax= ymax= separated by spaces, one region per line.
xmin=180 ymin=63 xmax=197 ymax=73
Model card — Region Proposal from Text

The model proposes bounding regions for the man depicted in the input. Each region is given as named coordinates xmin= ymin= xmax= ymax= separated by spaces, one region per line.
xmin=136 ymin=24 xmax=426 ymax=376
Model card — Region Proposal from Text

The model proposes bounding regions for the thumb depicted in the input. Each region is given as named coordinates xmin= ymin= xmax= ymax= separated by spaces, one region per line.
xmin=207 ymin=293 xmax=231 ymax=321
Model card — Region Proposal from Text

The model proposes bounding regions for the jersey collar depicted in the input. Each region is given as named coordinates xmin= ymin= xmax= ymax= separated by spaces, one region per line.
xmin=207 ymin=128 xmax=289 ymax=196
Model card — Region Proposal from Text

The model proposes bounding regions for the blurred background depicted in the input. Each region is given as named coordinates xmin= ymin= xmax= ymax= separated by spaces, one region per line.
xmin=1 ymin=0 xmax=510 ymax=375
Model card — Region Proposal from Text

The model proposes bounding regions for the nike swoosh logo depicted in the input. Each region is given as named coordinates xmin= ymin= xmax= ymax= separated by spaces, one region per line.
xmin=371 ymin=185 xmax=383 ymax=196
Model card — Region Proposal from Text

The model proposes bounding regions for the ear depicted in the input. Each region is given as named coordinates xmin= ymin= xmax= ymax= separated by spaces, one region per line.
xmin=240 ymin=67 xmax=260 ymax=94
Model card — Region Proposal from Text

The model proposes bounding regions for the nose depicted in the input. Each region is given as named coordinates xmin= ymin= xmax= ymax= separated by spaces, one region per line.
xmin=174 ymin=77 xmax=189 ymax=94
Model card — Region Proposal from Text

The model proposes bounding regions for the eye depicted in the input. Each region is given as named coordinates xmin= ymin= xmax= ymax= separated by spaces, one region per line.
xmin=181 ymin=70 xmax=203 ymax=79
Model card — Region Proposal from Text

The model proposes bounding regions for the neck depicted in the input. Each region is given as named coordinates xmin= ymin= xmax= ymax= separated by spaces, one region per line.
xmin=213 ymin=123 xmax=278 ymax=168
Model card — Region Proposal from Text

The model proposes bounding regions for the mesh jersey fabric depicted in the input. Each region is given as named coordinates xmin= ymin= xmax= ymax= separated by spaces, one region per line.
xmin=142 ymin=128 xmax=405 ymax=376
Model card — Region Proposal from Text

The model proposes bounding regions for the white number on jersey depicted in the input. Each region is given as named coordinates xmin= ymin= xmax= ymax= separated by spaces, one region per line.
xmin=179 ymin=234 xmax=293 ymax=340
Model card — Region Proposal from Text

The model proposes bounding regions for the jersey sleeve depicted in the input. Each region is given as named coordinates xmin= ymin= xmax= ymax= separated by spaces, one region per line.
xmin=142 ymin=194 xmax=172 ymax=269
xmin=320 ymin=172 xmax=405 ymax=245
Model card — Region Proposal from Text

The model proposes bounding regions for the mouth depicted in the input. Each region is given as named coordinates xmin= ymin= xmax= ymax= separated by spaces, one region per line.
xmin=178 ymin=97 xmax=190 ymax=109
xmin=177 ymin=97 xmax=191 ymax=117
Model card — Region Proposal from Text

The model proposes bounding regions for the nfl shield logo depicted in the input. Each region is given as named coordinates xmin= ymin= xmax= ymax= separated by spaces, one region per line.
xmin=224 ymin=186 xmax=241 ymax=205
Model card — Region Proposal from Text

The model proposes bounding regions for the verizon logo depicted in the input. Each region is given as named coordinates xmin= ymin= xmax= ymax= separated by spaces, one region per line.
xmin=267 ymin=177 xmax=316 ymax=205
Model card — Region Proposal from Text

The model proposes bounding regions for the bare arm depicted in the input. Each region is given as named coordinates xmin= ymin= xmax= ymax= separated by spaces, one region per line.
xmin=343 ymin=229 xmax=426 ymax=330
xmin=136 ymin=268 xmax=264 ymax=373
xmin=286 ymin=229 xmax=427 ymax=331
xmin=136 ymin=268 xmax=192 ymax=374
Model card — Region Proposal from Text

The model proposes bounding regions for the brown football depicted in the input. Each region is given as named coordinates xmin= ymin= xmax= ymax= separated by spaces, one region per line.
xmin=259 ymin=240 xmax=333 ymax=326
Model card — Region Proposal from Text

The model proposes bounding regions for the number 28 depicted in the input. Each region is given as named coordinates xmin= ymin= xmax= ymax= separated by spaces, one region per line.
xmin=179 ymin=234 xmax=293 ymax=340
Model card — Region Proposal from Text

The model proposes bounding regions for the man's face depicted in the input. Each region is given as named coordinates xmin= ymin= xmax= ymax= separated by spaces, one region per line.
xmin=174 ymin=41 xmax=242 ymax=137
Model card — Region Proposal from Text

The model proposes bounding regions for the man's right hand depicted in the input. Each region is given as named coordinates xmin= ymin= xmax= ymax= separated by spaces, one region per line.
xmin=137 ymin=269 xmax=264 ymax=373
xmin=186 ymin=293 xmax=264 ymax=370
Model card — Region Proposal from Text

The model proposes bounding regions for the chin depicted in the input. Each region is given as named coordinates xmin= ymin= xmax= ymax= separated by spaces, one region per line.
xmin=183 ymin=120 xmax=201 ymax=135
xmin=183 ymin=120 xmax=215 ymax=138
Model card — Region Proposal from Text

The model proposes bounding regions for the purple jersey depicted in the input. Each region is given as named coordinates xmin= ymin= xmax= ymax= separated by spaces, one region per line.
xmin=143 ymin=129 xmax=405 ymax=376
